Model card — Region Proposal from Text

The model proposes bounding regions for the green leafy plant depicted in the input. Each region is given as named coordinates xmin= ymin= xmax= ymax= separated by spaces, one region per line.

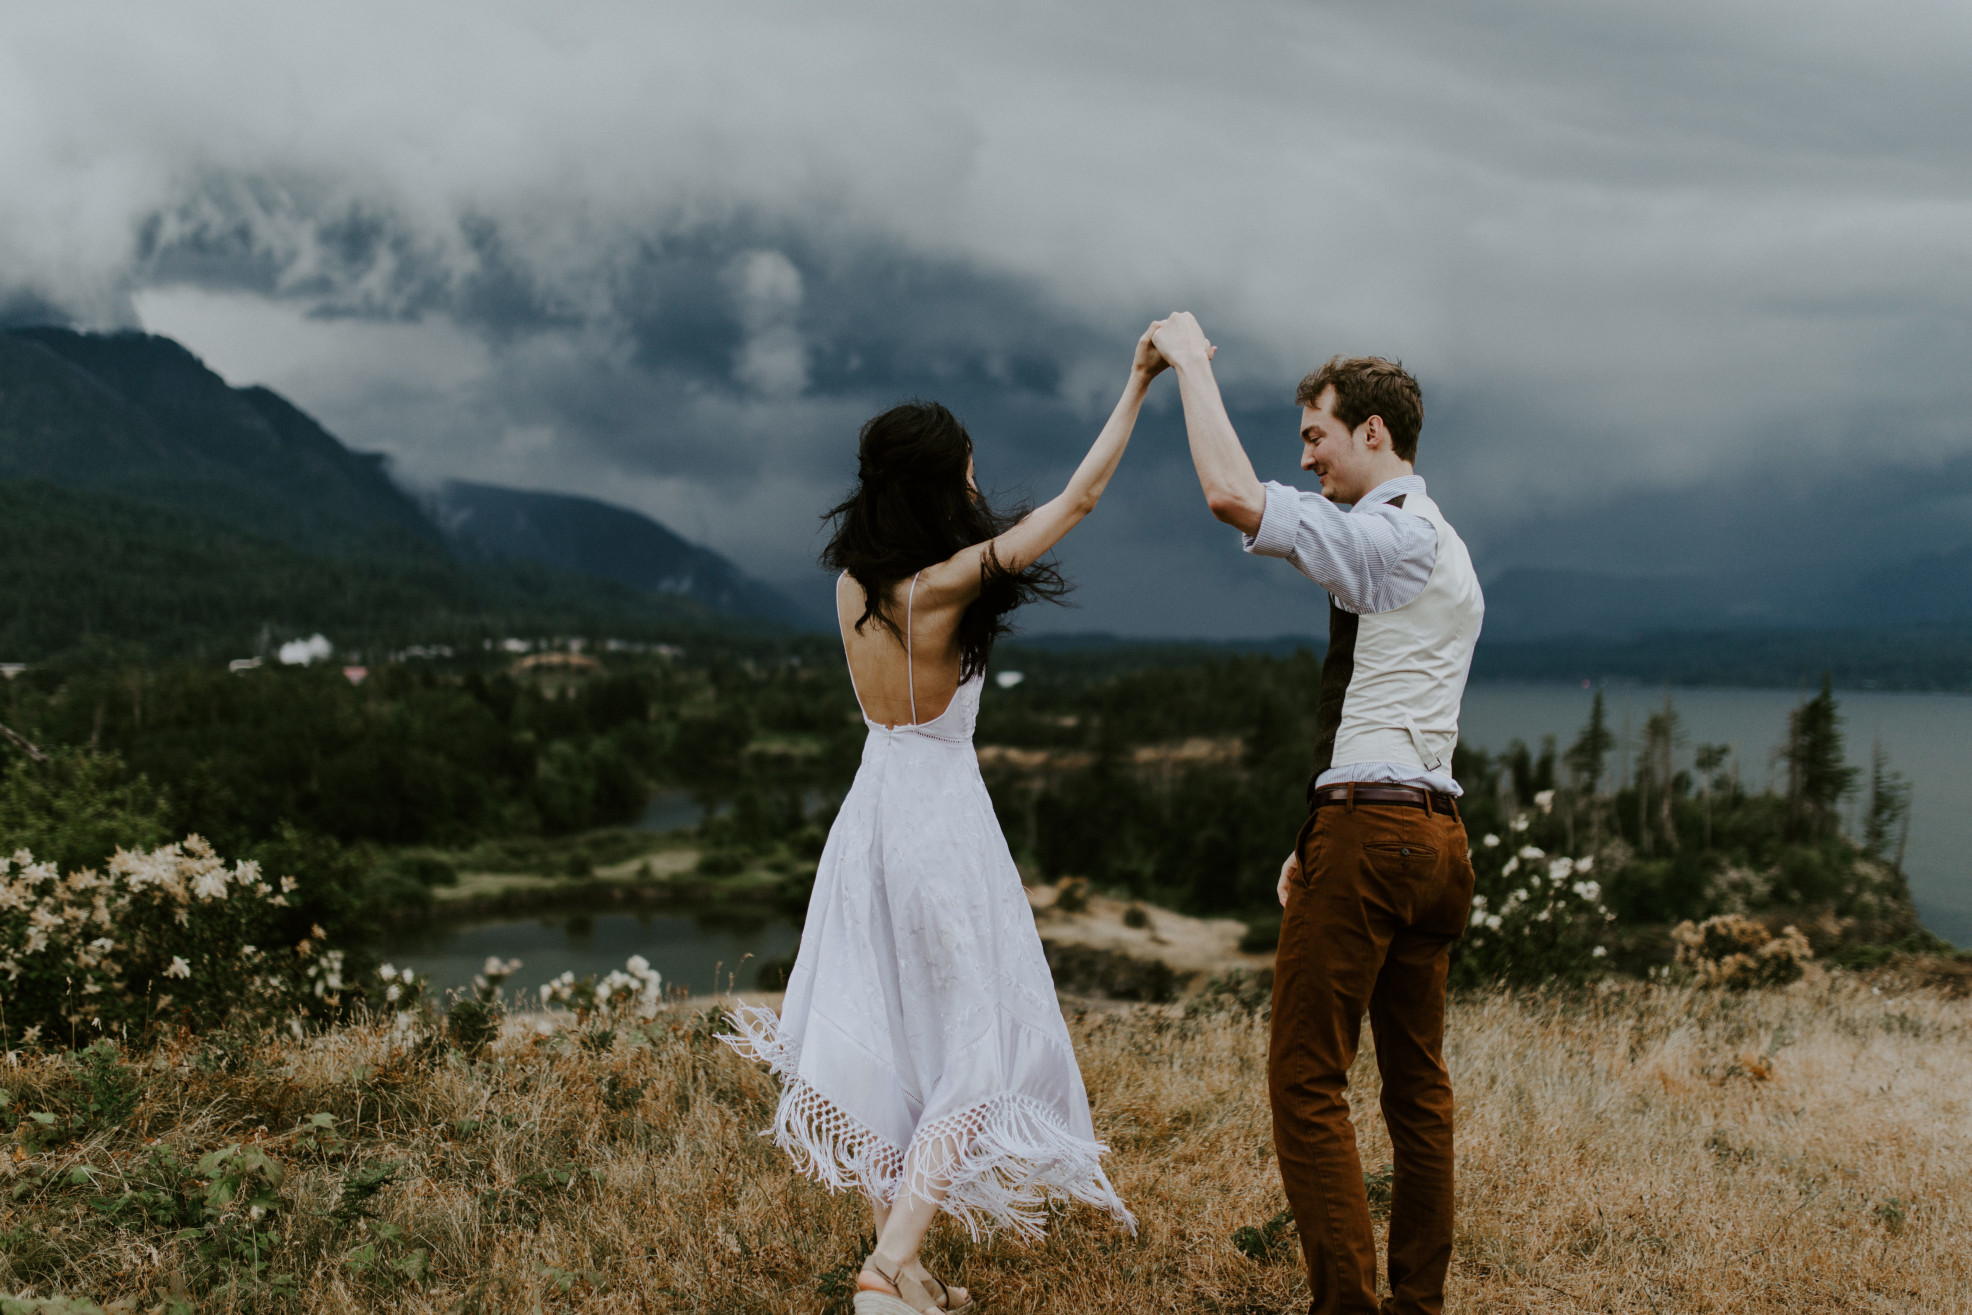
xmin=446 ymin=998 xmax=500 ymax=1058
xmin=71 ymin=1039 xmax=140 ymax=1131
xmin=1364 ymin=1162 xmax=1395 ymax=1219
xmin=1231 ymin=1207 xmax=1295 ymax=1262
xmin=324 ymin=1162 xmax=400 ymax=1229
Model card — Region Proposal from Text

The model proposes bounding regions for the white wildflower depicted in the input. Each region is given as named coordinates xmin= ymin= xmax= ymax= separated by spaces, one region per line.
xmin=1534 ymin=789 xmax=1555 ymax=815
xmin=1591 ymin=945 xmax=1608 ymax=958
xmin=1575 ymin=855 xmax=1595 ymax=874
xmin=1572 ymin=880 xmax=1602 ymax=903
xmin=164 ymin=956 xmax=192 ymax=979
xmin=1501 ymin=857 xmax=1520 ymax=878
xmin=1510 ymin=816 xmax=1530 ymax=833
xmin=1481 ymin=834 xmax=1500 ymax=848
xmin=1518 ymin=845 xmax=1546 ymax=861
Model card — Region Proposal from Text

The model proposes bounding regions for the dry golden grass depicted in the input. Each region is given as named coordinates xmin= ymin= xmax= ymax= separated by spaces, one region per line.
xmin=2 ymin=974 xmax=1967 ymax=1313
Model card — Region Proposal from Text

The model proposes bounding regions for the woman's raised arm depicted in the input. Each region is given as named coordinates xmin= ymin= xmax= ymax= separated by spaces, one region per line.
xmin=921 ymin=323 xmax=1192 ymax=603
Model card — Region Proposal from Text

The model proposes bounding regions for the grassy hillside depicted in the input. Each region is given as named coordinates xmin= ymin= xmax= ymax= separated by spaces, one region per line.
xmin=0 ymin=977 xmax=1964 ymax=1311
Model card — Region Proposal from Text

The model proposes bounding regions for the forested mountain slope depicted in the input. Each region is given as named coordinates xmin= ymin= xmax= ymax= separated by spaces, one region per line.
xmin=0 ymin=480 xmax=724 ymax=662
xmin=0 ymin=327 xmax=806 ymax=657
xmin=0 ymin=329 xmax=440 ymax=559
xmin=434 ymin=480 xmax=813 ymax=627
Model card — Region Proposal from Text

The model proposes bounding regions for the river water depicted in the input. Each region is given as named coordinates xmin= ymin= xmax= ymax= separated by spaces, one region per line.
xmin=380 ymin=908 xmax=800 ymax=1003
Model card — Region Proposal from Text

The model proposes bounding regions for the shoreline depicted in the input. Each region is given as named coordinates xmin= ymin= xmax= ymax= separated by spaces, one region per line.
xmin=386 ymin=842 xmax=791 ymax=924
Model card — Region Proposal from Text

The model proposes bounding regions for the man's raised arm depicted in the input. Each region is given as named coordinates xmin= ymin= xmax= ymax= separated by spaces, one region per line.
xmin=1151 ymin=312 xmax=1265 ymax=535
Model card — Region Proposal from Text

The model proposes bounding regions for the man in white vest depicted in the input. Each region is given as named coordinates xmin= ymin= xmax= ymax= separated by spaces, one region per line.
xmin=1152 ymin=313 xmax=1483 ymax=1315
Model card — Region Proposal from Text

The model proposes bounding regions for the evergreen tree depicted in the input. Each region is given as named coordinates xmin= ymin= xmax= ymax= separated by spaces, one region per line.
xmin=1693 ymin=742 xmax=1730 ymax=850
xmin=1783 ymin=674 xmax=1857 ymax=841
xmin=1563 ymin=689 xmax=1614 ymax=795
xmin=1863 ymin=740 xmax=1912 ymax=867
xmin=1634 ymin=698 xmax=1684 ymax=854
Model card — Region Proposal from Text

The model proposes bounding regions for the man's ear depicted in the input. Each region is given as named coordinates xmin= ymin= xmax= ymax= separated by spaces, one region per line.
xmin=1361 ymin=415 xmax=1387 ymax=450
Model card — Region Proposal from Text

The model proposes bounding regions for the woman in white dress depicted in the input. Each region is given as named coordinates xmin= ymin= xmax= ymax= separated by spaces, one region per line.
xmin=724 ymin=325 xmax=1186 ymax=1314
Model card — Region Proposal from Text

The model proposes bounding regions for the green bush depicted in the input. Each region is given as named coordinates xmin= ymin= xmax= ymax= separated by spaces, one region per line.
xmin=0 ymin=748 xmax=170 ymax=877
xmin=395 ymin=854 xmax=458 ymax=887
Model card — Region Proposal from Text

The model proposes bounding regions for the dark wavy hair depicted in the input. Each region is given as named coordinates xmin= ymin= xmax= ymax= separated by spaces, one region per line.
xmin=821 ymin=400 xmax=1067 ymax=681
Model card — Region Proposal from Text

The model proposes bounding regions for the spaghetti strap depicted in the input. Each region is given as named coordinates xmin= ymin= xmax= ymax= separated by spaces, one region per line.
xmin=905 ymin=570 xmax=921 ymax=724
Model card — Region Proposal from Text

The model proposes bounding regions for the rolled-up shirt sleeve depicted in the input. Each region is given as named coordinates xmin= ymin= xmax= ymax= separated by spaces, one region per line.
xmin=1241 ymin=479 xmax=1438 ymax=614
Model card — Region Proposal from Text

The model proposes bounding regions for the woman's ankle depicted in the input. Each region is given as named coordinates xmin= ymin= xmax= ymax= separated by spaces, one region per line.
xmin=870 ymin=1243 xmax=916 ymax=1275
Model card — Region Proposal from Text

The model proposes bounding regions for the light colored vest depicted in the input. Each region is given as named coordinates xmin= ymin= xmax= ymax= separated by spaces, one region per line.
xmin=1330 ymin=491 xmax=1484 ymax=774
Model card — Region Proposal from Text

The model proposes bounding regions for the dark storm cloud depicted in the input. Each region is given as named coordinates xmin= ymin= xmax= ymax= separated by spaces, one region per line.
xmin=1 ymin=1 xmax=1968 ymax=632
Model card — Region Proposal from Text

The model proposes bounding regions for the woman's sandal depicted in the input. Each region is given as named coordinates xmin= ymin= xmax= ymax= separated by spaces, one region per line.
xmin=853 ymin=1256 xmax=975 ymax=1315
xmin=853 ymin=1256 xmax=940 ymax=1315
xmin=923 ymin=1271 xmax=975 ymax=1314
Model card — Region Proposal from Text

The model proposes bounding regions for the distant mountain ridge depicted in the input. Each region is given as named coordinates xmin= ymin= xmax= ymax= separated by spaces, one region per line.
xmin=431 ymin=481 xmax=812 ymax=628
xmin=0 ymin=327 xmax=805 ymax=653
xmin=1481 ymin=546 xmax=1972 ymax=644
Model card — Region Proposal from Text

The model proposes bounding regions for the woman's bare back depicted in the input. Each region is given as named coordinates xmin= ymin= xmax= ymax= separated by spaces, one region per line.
xmin=836 ymin=572 xmax=969 ymax=728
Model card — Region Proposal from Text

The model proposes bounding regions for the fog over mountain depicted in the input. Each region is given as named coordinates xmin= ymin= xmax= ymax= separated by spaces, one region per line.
xmin=2 ymin=2 xmax=1968 ymax=636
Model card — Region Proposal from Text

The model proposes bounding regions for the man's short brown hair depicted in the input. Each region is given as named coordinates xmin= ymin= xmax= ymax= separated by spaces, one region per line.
xmin=1295 ymin=356 xmax=1424 ymax=463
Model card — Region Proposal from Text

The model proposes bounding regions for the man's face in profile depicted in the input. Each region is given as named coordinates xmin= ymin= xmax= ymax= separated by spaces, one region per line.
xmin=1299 ymin=386 xmax=1370 ymax=503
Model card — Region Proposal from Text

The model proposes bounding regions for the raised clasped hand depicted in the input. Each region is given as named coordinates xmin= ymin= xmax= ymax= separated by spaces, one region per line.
xmin=1132 ymin=322 xmax=1171 ymax=381
xmin=1149 ymin=311 xmax=1216 ymax=370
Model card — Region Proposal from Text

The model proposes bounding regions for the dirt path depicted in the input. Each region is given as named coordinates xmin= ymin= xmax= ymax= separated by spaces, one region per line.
xmin=1028 ymin=881 xmax=1273 ymax=981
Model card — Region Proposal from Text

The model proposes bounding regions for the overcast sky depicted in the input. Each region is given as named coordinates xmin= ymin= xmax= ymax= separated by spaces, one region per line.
xmin=3 ymin=1 xmax=1969 ymax=635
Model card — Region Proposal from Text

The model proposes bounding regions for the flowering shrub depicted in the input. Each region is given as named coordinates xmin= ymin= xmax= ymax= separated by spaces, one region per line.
xmin=1671 ymin=914 xmax=1813 ymax=989
xmin=374 ymin=962 xmax=428 ymax=1028
xmin=1453 ymin=840 xmax=1616 ymax=987
xmin=538 ymin=955 xmax=665 ymax=1021
xmin=0 ymin=837 xmax=342 ymax=1046
xmin=472 ymin=956 xmax=523 ymax=1004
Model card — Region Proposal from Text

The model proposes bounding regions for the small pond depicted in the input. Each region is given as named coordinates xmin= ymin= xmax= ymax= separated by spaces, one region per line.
xmin=377 ymin=907 xmax=800 ymax=1003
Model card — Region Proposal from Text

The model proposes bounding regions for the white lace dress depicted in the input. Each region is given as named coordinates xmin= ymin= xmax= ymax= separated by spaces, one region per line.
xmin=721 ymin=581 xmax=1134 ymax=1239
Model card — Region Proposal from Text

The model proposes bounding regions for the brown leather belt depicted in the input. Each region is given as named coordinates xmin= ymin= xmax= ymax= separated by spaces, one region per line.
xmin=1311 ymin=782 xmax=1460 ymax=816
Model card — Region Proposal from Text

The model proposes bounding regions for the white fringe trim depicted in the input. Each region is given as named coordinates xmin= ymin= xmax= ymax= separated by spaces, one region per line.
xmin=721 ymin=1003 xmax=1136 ymax=1240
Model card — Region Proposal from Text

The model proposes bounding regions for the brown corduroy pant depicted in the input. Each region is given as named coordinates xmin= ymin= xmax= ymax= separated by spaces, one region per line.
xmin=1269 ymin=798 xmax=1476 ymax=1315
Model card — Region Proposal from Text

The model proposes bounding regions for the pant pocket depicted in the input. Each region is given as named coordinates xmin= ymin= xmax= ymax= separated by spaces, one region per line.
xmin=1364 ymin=841 xmax=1439 ymax=864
